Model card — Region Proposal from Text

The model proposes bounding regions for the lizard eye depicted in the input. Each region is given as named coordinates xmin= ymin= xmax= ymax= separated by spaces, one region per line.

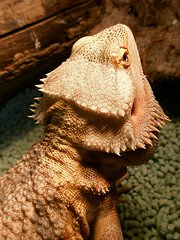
xmin=111 ymin=47 xmax=131 ymax=69
xmin=122 ymin=52 xmax=128 ymax=62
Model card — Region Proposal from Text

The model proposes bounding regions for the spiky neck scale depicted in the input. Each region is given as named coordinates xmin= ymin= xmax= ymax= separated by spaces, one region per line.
xmin=34 ymin=95 xmax=163 ymax=191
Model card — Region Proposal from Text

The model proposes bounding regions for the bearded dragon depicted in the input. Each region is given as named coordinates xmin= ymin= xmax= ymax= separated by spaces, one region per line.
xmin=0 ymin=24 xmax=168 ymax=239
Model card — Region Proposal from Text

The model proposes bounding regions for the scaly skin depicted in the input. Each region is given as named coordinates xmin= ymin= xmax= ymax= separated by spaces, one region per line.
xmin=0 ymin=24 xmax=168 ymax=239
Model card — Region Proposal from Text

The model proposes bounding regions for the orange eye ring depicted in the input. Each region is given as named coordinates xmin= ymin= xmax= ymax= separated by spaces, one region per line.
xmin=111 ymin=47 xmax=131 ymax=69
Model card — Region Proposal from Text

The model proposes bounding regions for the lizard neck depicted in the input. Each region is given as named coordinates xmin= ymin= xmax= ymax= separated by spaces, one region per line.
xmin=40 ymin=97 xmax=158 ymax=192
xmin=42 ymin=126 xmax=127 ymax=195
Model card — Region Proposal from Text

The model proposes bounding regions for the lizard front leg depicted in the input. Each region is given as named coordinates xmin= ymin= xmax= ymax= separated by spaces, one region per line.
xmin=91 ymin=194 xmax=124 ymax=240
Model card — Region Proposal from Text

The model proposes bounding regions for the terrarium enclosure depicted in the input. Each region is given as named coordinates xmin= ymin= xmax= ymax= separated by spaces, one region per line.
xmin=0 ymin=0 xmax=179 ymax=239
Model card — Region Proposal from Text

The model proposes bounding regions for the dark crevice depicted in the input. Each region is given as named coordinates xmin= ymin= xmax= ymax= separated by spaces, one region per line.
xmin=151 ymin=79 xmax=180 ymax=117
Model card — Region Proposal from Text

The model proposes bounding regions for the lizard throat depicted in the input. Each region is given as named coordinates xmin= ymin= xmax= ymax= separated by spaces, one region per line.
xmin=83 ymin=79 xmax=169 ymax=156
xmin=128 ymin=81 xmax=168 ymax=151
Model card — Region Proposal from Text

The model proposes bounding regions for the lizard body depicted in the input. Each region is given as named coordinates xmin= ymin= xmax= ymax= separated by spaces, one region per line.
xmin=0 ymin=24 xmax=168 ymax=239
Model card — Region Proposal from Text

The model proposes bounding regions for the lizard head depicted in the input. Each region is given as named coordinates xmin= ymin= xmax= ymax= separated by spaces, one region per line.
xmin=31 ymin=24 xmax=169 ymax=157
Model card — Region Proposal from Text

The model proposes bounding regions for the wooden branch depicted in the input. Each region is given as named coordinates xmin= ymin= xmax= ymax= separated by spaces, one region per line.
xmin=0 ymin=0 xmax=103 ymax=83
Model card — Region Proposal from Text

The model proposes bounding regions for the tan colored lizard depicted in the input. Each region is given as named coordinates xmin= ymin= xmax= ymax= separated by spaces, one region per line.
xmin=0 ymin=24 xmax=168 ymax=239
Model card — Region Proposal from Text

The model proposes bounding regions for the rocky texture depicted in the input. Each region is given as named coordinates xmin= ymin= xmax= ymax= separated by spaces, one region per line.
xmin=119 ymin=118 xmax=180 ymax=239
xmin=90 ymin=0 xmax=180 ymax=82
